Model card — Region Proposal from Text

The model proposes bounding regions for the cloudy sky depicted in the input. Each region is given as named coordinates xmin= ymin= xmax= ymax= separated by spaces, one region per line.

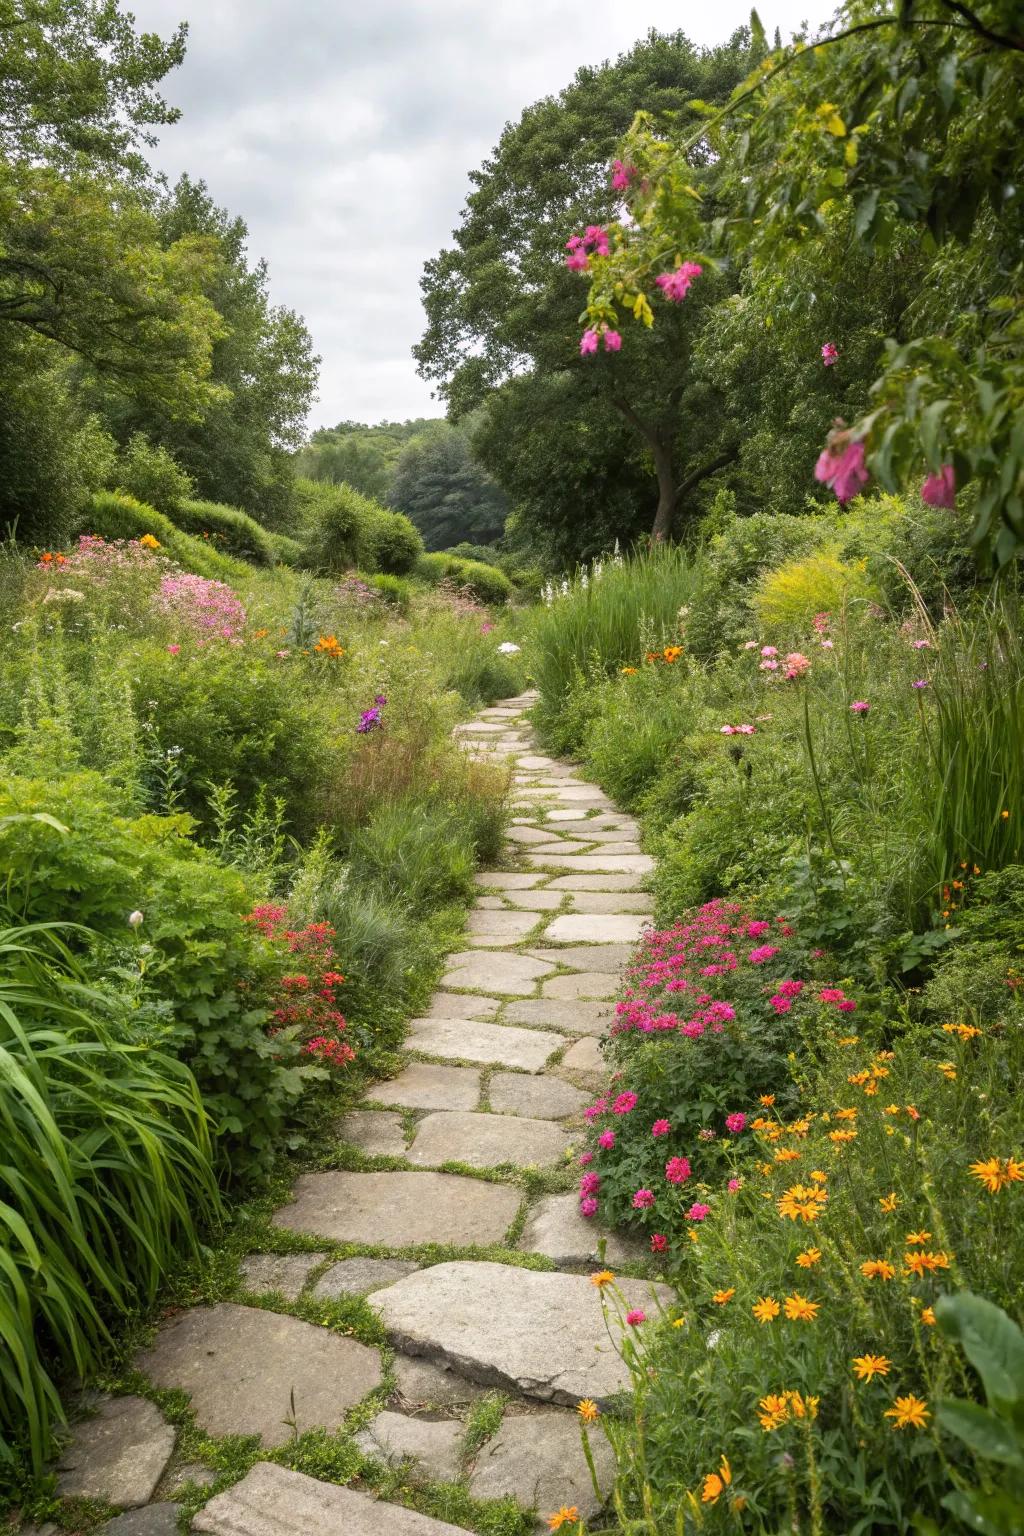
xmin=132 ymin=0 xmax=836 ymax=430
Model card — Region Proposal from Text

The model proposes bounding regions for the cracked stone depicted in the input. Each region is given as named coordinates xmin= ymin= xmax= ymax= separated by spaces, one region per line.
xmin=135 ymin=1304 xmax=381 ymax=1446
xmin=365 ymin=1411 xmax=463 ymax=1481
xmin=469 ymin=1409 xmax=616 ymax=1524
xmin=393 ymin=1355 xmax=489 ymax=1408
xmin=518 ymin=1195 xmax=645 ymax=1266
xmin=101 ymin=1504 xmax=182 ymax=1536
xmin=312 ymin=1258 xmax=420 ymax=1299
xmin=407 ymin=1111 xmax=571 ymax=1169
xmin=57 ymin=1396 xmax=175 ymax=1507
xmin=337 ymin=1110 xmax=408 ymax=1157
xmin=369 ymin=1062 xmax=481 ymax=1113
xmin=238 ymin=1252 xmax=324 ymax=1300
xmin=193 ymin=1462 xmax=467 ymax=1535
xmin=406 ymin=1017 xmax=565 ymax=1071
xmin=488 ymin=1073 xmax=588 ymax=1120
xmin=273 ymin=1171 xmax=520 ymax=1247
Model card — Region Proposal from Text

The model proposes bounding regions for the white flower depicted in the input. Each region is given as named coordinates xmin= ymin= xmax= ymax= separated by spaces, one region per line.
xmin=497 ymin=641 xmax=521 ymax=654
xmin=127 ymin=910 xmax=144 ymax=928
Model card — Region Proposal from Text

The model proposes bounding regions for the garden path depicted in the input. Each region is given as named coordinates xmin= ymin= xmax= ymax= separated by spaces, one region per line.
xmin=52 ymin=693 xmax=667 ymax=1536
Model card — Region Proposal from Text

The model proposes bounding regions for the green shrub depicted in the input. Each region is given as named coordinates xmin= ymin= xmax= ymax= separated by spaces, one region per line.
xmin=295 ymin=477 xmax=370 ymax=571
xmin=368 ymin=572 xmax=412 ymax=611
xmin=0 ymin=919 xmax=220 ymax=1472
xmin=266 ymin=530 xmax=304 ymax=566
xmin=753 ymin=549 xmax=880 ymax=632
xmin=361 ymin=505 xmax=423 ymax=575
xmin=415 ymin=551 xmax=512 ymax=603
xmin=112 ymin=432 xmax=195 ymax=514
xmin=172 ymin=498 xmax=276 ymax=566
xmin=445 ymin=541 xmax=499 ymax=565
xmin=79 ymin=491 xmax=249 ymax=582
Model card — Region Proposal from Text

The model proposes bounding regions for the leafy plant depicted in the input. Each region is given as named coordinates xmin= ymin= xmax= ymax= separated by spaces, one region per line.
xmin=935 ymin=1292 xmax=1024 ymax=1536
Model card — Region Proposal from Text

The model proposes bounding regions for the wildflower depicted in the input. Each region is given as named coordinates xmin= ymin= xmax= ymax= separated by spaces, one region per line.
xmin=590 ymin=1271 xmax=615 ymax=1288
xmin=885 ymin=1395 xmax=930 ymax=1430
xmin=879 ymin=1193 xmax=899 ymax=1213
xmin=579 ymin=1197 xmax=598 ymax=1217
xmin=814 ymin=428 xmax=870 ymax=504
xmin=970 ymin=1156 xmax=1024 ymax=1193
xmin=578 ymin=1152 xmax=593 ymax=1167
xmin=655 ymin=261 xmax=703 ymax=302
xmin=783 ymin=1294 xmax=819 ymax=1322
xmin=712 ymin=1288 xmax=735 ymax=1304
xmin=725 ymin=1112 xmax=747 ymax=1134
xmin=809 ymin=1170 xmax=828 ymax=1184
xmin=850 ymin=699 xmax=870 ymax=714
xmin=821 ymin=342 xmax=839 ymax=365
xmin=650 ymin=1233 xmax=668 ymax=1253
xmin=166 ymin=642 xmax=180 ymax=655
xmin=906 ymin=1230 xmax=931 ymax=1246
xmin=778 ymin=1184 xmax=827 ymax=1223
xmin=626 ymin=1309 xmax=646 ymax=1326
xmin=920 ymin=1307 xmax=937 ymax=1326
xmin=613 ymin=1091 xmax=637 ymax=1115
xmin=830 ymin=1129 xmax=857 ymax=1144
xmin=665 ymin=1156 xmax=691 ymax=1183
xmin=620 ymin=666 xmax=638 ymax=675
xmin=784 ymin=652 xmax=811 ymax=680
xmin=758 ymin=1393 xmax=789 ymax=1432
xmin=651 ymin=1119 xmax=671 ymax=1137
xmin=760 ymin=1093 xmax=777 ymax=1106
xmin=748 ymin=944 xmax=780 ymax=965
xmin=860 ymin=1260 xmax=895 ymax=1281
xmin=921 ymin=464 xmax=956 ymax=509
xmin=688 ymin=1202 xmax=711 ymax=1222
xmin=611 ymin=158 xmax=636 ymax=190
xmin=580 ymin=1172 xmax=600 ymax=1196
xmin=852 ymin=1354 xmax=891 ymax=1382
xmin=604 ymin=329 xmax=622 ymax=352
xmin=905 ymin=1104 xmax=920 ymax=1120
xmin=314 ymin=634 xmax=345 ymax=659
xmin=127 ymin=910 xmax=144 ymax=928
xmin=753 ymin=1296 xmax=780 ymax=1324
xmin=497 ymin=641 xmax=521 ymax=654
xmin=547 ymin=1506 xmax=580 ymax=1530
xmin=579 ymin=329 xmax=599 ymax=355
xmin=796 ymin=1248 xmax=822 ymax=1268
xmin=139 ymin=533 xmax=161 ymax=550
xmin=728 ymin=1178 xmax=742 ymax=1193
xmin=632 ymin=1188 xmax=655 ymax=1209
xmin=904 ymin=1251 xmax=952 ymax=1276
xmin=701 ymin=1459 xmax=731 ymax=1504
xmin=597 ymin=1130 xmax=616 ymax=1150
xmin=578 ymin=1399 xmax=599 ymax=1422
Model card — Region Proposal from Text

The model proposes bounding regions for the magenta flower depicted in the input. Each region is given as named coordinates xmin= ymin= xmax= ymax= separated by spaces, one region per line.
xmin=583 ymin=224 xmax=610 ymax=256
xmin=728 ymin=1178 xmax=742 ymax=1193
xmin=736 ymin=723 xmax=755 ymax=735
xmin=815 ymin=436 xmax=870 ymax=505
xmin=911 ymin=639 xmax=932 ymax=651
xmin=611 ymin=158 xmax=636 ymax=191
xmin=725 ymin=1112 xmax=747 ymax=1134
xmin=650 ymin=1232 xmax=668 ymax=1253
xmin=613 ymin=1091 xmax=638 ymax=1115
xmin=761 ymin=646 xmax=778 ymax=658
xmin=655 ymin=262 xmax=703 ymax=302
xmin=632 ymin=1188 xmax=656 ymax=1209
xmin=760 ymin=658 xmax=779 ymax=671
xmin=579 ymin=1152 xmax=594 ymax=1166
xmin=686 ymin=1202 xmax=711 ymax=1222
xmin=921 ymin=463 xmax=955 ymax=509
xmin=912 ymin=679 xmax=930 ymax=690
xmin=626 ymin=1309 xmax=647 ymax=1326
xmin=597 ymin=1130 xmax=616 ymax=1151
xmin=584 ymin=1098 xmax=609 ymax=1121
xmin=579 ymin=329 xmax=599 ymax=355
xmin=819 ymin=987 xmax=845 ymax=1002
xmin=821 ymin=342 xmax=839 ymax=366
xmin=651 ymin=1119 xmax=671 ymax=1138
xmin=580 ymin=1197 xmax=598 ymax=1217
xmin=580 ymin=1172 xmax=601 ymax=1196
xmin=565 ymin=247 xmax=589 ymax=272
xmin=849 ymin=700 xmax=870 ymax=714
xmin=720 ymin=724 xmax=737 ymax=735
xmin=771 ymin=995 xmax=794 ymax=1014
xmin=665 ymin=1156 xmax=691 ymax=1184
xmin=166 ymin=643 xmax=180 ymax=655
xmin=603 ymin=329 xmax=622 ymax=352
xmin=748 ymin=944 xmax=780 ymax=965
xmin=837 ymin=998 xmax=858 ymax=1012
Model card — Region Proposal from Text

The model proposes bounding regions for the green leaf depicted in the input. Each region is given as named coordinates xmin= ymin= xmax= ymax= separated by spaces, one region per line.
xmin=942 ymin=1487 xmax=1024 ymax=1536
xmin=936 ymin=1399 xmax=1024 ymax=1468
xmin=936 ymin=1293 xmax=1024 ymax=1406
xmin=938 ymin=52 xmax=958 ymax=113
xmin=854 ymin=188 xmax=880 ymax=240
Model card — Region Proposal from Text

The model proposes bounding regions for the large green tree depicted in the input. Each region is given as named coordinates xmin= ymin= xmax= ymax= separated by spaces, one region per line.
xmin=387 ymin=420 xmax=508 ymax=550
xmin=415 ymin=28 xmax=756 ymax=552
xmin=297 ymin=417 xmax=439 ymax=502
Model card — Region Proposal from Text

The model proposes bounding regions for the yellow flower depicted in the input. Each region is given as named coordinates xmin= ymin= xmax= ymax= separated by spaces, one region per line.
xmin=783 ymin=1293 xmax=819 ymax=1322
xmin=590 ymin=1270 xmax=615 ymax=1288
xmin=139 ymin=533 xmax=160 ymax=550
xmin=860 ymin=1260 xmax=896 ymax=1281
xmin=785 ymin=1390 xmax=819 ymax=1419
xmin=758 ymin=1393 xmax=789 ymax=1432
xmin=778 ymin=1183 xmax=828 ymax=1222
xmin=852 ymin=1354 xmax=891 ymax=1382
xmin=885 ymin=1394 xmax=930 ymax=1430
xmin=701 ymin=1472 xmax=723 ymax=1504
xmin=577 ymin=1399 xmax=599 ymax=1422
xmin=774 ymin=1148 xmax=801 ymax=1163
xmin=905 ymin=1230 xmax=932 ymax=1246
xmin=879 ymin=1193 xmax=899 ymax=1213
xmin=937 ymin=1062 xmax=957 ymax=1081
xmin=829 ymin=1128 xmax=857 ymax=1144
xmin=835 ymin=1107 xmax=859 ymax=1121
xmin=672 ymin=1316 xmax=687 ymax=1327
xmin=809 ymin=1170 xmax=828 ymax=1184
xmin=884 ymin=1104 xmax=901 ymax=1116
xmin=837 ymin=1035 xmax=860 ymax=1046
xmin=904 ymin=1250 xmax=952 ymax=1276
xmin=970 ymin=1156 xmax=1024 ymax=1194
xmin=547 ymin=1506 xmax=580 ymax=1530
xmin=752 ymin=1296 xmax=781 ymax=1325
xmin=620 ymin=666 xmax=638 ymax=675
xmin=713 ymin=1287 xmax=736 ymax=1305
xmin=796 ymin=1247 xmax=822 ymax=1268
xmin=920 ymin=1307 xmax=937 ymax=1327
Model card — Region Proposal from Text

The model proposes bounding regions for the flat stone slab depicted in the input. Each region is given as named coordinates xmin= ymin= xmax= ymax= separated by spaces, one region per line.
xmin=337 ymin=1110 xmax=408 ymax=1157
xmin=57 ymin=1395 xmax=174 ymax=1507
xmin=541 ymin=972 xmax=618 ymax=1001
xmin=102 ymin=1505 xmax=181 ymax=1536
xmin=530 ymin=944 xmax=633 ymax=973
xmin=489 ymin=1072 xmax=588 ymax=1120
xmin=474 ymin=872 xmax=543 ymax=889
xmin=515 ymin=755 xmax=559 ymax=769
xmin=238 ymin=1252 xmax=324 ymax=1300
xmin=547 ymin=914 xmax=647 ymax=944
xmin=469 ymin=1409 xmax=616 ymax=1523
xmin=454 ymin=721 xmax=505 ymax=734
xmin=407 ymin=1017 xmax=565 ymax=1072
xmin=465 ymin=909 xmax=543 ymax=942
xmin=373 ymin=1263 xmax=671 ymax=1405
xmin=273 ymin=1171 xmax=520 ymax=1247
xmin=549 ymin=875 xmax=648 ymax=891
xmin=425 ymin=991 xmax=500 ymax=1020
xmin=369 ymin=1062 xmax=481 ymax=1112
xmin=529 ymin=840 xmax=594 ymax=857
xmin=567 ymin=891 xmax=654 ymax=915
xmin=441 ymin=950 xmax=555 ymax=994
xmin=312 ymin=1257 xmax=420 ymax=1299
xmin=135 ymin=1304 xmax=381 ymax=1447
xmin=193 ymin=1462 xmax=467 ymax=1535
xmin=506 ymin=824 xmax=556 ymax=845
xmin=526 ymin=853 xmax=654 ymax=875
xmin=407 ymin=1111 xmax=571 ymax=1169
xmin=366 ymin=1411 xmax=463 ymax=1481
xmin=503 ymin=998 xmax=614 ymax=1037
xmin=394 ymin=1355 xmax=490 ymax=1408
xmin=519 ymin=1195 xmax=645 ymax=1266
xmin=519 ymin=784 xmax=612 ymax=803
xmin=560 ymin=1037 xmax=607 ymax=1074
xmin=499 ymin=889 xmax=564 ymax=910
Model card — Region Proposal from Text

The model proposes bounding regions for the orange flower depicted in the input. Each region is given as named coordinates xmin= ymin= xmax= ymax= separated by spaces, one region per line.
xmin=713 ymin=1287 xmax=736 ymax=1305
xmin=943 ymin=1022 xmax=982 ymax=1040
xmin=759 ymin=1094 xmax=776 ymax=1106
xmin=852 ymin=1354 xmax=891 ymax=1382
xmin=937 ymin=1062 xmax=957 ymax=1081
xmin=590 ymin=1270 xmax=615 ymax=1288
xmin=970 ymin=1156 xmax=1024 ymax=1194
xmin=139 ymin=533 xmax=161 ymax=550
xmin=905 ymin=1230 xmax=931 ymax=1246
xmin=774 ymin=1148 xmax=801 ymax=1163
xmin=920 ymin=1307 xmax=937 ymax=1327
xmin=778 ymin=1183 xmax=828 ymax=1223
xmin=809 ymin=1170 xmax=828 ymax=1184
xmin=577 ymin=1399 xmax=599 ymax=1422
xmin=796 ymin=1247 xmax=822 ymax=1268
xmin=701 ymin=1472 xmax=723 ymax=1504
xmin=829 ymin=1129 xmax=858 ymax=1144
xmin=783 ymin=1293 xmax=819 ymax=1322
xmin=879 ymin=1193 xmax=899 ymax=1213
xmin=758 ymin=1393 xmax=789 ymax=1432
xmin=905 ymin=1104 xmax=920 ymax=1120
xmin=835 ymin=1107 xmax=859 ymax=1121
xmin=903 ymin=1251 xmax=952 ymax=1277
xmin=547 ymin=1506 xmax=580 ymax=1530
xmin=860 ymin=1260 xmax=896 ymax=1281
xmin=885 ymin=1394 xmax=930 ymax=1430
xmin=752 ymin=1296 xmax=780 ymax=1325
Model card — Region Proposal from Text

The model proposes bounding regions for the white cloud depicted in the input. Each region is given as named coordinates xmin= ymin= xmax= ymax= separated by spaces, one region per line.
xmin=132 ymin=0 xmax=836 ymax=427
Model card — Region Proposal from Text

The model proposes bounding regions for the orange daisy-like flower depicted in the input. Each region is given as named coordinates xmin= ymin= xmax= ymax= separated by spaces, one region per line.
xmin=852 ymin=1353 xmax=891 ymax=1382
xmin=829 ymin=1129 xmax=858 ymax=1144
xmin=834 ymin=1107 xmax=858 ymax=1121
xmin=969 ymin=1156 xmax=1024 ymax=1194
xmin=943 ymin=1022 xmax=982 ymax=1040
xmin=796 ymin=1247 xmax=822 ymax=1268
xmin=904 ymin=1250 xmax=952 ymax=1276
xmin=920 ymin=1307 xmax=937 ymax=1327
xmin=774 ymin=1148 xmax=801 ymax=1163
xmin=879 ymin=1193 xmax=899 ymax=1213
xmin=785 ymin=1390 xmax=819 ymax=1419
xmin=590 ymin=1270 xmax=615 ymax=1288
xmin=905 ymin=1104 xmax=920 ymax=1120
xmin=783 ymin=1293 xmax=820 ymax=1322
xmin=860 ymin=1260 xmax=896 ymax=1281
xmin=752 ymin=1296 xmax=781 ymax=1325
xmin=759 ymin=1094 xmax=776 ymax=1106
xmin=778 ymin=1183 xmax=828 ymax=1223
xmin=701 ymin=1472 xmax=723 ymax=1504
xmin=905 ymin=1230 xmax=931 ymax=1246
xmin=758 ymin=1393 xmax=789 ymax=1432
xmin=547 ymin=1506 xmax=580 ymax=1530
xmin=713 ymin=1287 xmax=736 ymax=1305
xmin=848 ymin=1071 xmax=870 ymax=1086
xmin=936 ymin=1062 xmax=957 ymax=1080
xmin=577 ymin=1399 xmax=599 ymax=1422
xmin=885 ymin=1394 xmax=930 ymax=1430
xmin=757 ymin=1160 xmax=775 ymax=1176
xmin=809 ymin=1170 xmax=828 ymax=1184
xmin=837 ymin=1035 xmax=860 ymax=1046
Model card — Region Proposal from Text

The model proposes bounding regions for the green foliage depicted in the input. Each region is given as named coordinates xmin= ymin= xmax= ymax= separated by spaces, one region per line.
xmin=0 ymin=919 xmax=220 ymax=1473
xmin=415 ymin=552 xmax=512 ymax=605
xmin=753 ymin=549 xmax=879 ymax=632
xmin=79 ymin=491 xmax=249 ymax=581
xmin=367 ymin=572 xmax=412 ymax=611
xmin=935 ymin=1294 xmax=1024 ymax=1536
xmin=265 ymin=530 xmax=303 ymax=566
xmin=388 ymin=421 xmax=509 ymax=551
xmin=112 ymin=432 xmax=195 ymax=514
xmin=360 ymin=504 xmax=424 ymax=575
xmin=296 ymin=416 xmax=440 ymax=502
xmin=172 ymin=498 xmax=277 ymax=566
xmin=297 ymin=478 xmax=423 ymax=576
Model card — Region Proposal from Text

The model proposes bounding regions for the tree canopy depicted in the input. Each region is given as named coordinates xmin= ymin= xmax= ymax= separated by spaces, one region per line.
xmin=388 ymin=420 xmax=509 ymax=550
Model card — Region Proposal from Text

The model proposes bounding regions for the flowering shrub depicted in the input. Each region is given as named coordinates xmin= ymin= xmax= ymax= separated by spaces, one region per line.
xmin=247 ymin=905 xmax=354 ymax=1068
xmin=152 ymin=571 xmax=247 ymax=641
xmin=577 ymin=900 xmax=864 ymax=1247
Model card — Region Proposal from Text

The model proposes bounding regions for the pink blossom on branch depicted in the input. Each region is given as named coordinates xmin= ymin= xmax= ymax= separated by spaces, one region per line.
xmin=611 ymin=158 xmax=637 ymax=191
xmin=821 ymin=342 xmax=839 ymax=366
xmin=603 ymin=329 xmax=622 ymax=352
xmin=814 ymin=423 xmax=870 ymax=504
xmin=921 ymin=463 xmax=956 ymax=509
xmin=655 ymin=262 xmax=703 ymax=302
xmin=579 ymin=329 xmax=599 ymax=355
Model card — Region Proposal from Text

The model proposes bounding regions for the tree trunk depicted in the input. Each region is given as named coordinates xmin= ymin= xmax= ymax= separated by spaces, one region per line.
xmin=650 ymin=436 xmax=677 ymax=542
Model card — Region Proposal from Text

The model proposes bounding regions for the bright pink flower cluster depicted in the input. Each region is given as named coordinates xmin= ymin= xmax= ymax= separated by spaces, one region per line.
xmin=819 ymin=986 xmax=857 ymax=1013
xmin=655 ymin=262 xmax=703 ymax=302
xmin=611 ymin=158 xmax=637 ymax=191
xmin=53 ymin=533 xmax=168 ymax=584
xmin=821 ymin=342 xmax=839 ymax=366
xmin=770 ymin=978 xmax=804 ymax=1014
xmin=815 ymin=432 xmax=870 ymax=505
xmin=720 ymin=723 xmax=756 ymax=735
xmin=580 ymin=326 xmax=622 ymax=355
xmin=153 ymin=572 xmax=246 ymax=641
xmin=784 ymin=652 xmax=811 ymax=680
xmin=565 ymin=225 xmax=610 ymax=272
xmin=921 ymin=463 xmax=956 ymax=509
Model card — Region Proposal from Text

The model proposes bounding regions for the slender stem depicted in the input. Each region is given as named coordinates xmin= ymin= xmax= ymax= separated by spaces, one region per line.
xmin=801 ymin=686 xmax=845 ymax=869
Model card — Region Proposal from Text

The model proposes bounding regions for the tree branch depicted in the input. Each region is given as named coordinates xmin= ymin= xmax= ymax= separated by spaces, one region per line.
xmin=674 ymin=446 xmax=737 ymax=499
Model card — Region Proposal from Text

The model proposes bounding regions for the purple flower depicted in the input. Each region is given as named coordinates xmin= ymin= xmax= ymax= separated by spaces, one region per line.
xmin=912 ymin=680 xmax=930 ymax=690
xmin=849 ymin=700 xmax=870 ymax=714
xmin=374 ymin=694 xmax=388 ymax=705
xmin=921 ymin=464 xmax=956 ymax=509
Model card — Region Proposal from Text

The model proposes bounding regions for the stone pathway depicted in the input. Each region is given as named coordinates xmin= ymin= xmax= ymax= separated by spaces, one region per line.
xmin=50 ymin=692 xmax=667 ymax=1534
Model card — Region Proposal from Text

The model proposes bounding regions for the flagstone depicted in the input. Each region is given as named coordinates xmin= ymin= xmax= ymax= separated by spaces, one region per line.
xmin=559 ymin=1037 xmax=606 ymax=1074
xmin=56 ymin=1395 xmax=175 ymax=1507
xmin=502 ymin=998 xmax=614 ymax=1036
xmin=529 ymin=943 xmax=634 ymax=972
xmin=406 ymin=1111 xmax=571 ymax=1169
xmin=238 ymin=1252 xmax=324 ymax=1300
xmin=272 ymin=1172 xmax=520 ymax=1247
xmin=527 ymin=853 xmax=654 ymax=875
xmin=506 ymin=824 xmax=557 ymax=845
xmin=548 ymin=874 xmax=649 ymax=891
xmin=102 ymin=1505 xmax=182 ymax=1536
xmin=312 ymin=1258 xmax=419 ymax=1300
xmin=464 ymin=909 xmax=544 ymax=943
xmin=368 ymin=1062 xmax=481 ymax=1113
xmin=393 ymin=1355 xmax=490 ymax=1408
xmin=135 ymin=1304 xmax=380 ymax=1447
xmin=528 ymin=840 xmax=595 ymax=857
xmin=567 ymin=890 xmax=654 ymax=914
xmin=499 ymin=889 xmax=564 ymax=910
xmin=474 ymin=872 xmax=544 ymax=889
xmin=518 ymin=1194 xmax=645 ymax=1267
xmin=442 ymin=949 xmax=555 ymax=994
xmin=336 ymin=1110 xmax=408 ymax=1157
xmin=488 ymin=1072 xmax=588 ymax=1120
xmin=193 ymin=1462 xmax=467 ymax=1536
xmin=546 ymin=913 xmax=648 ymax=944
xmin=468 ymin=1408 xmax=616 ymax=1522
xmin=540 ymin=972 xmax=619 ymax=1001
xmin=407 ymin=1017 xmax=565 ymax=1071
xmin=364 ymin=1411 xmax=463 ymax=1481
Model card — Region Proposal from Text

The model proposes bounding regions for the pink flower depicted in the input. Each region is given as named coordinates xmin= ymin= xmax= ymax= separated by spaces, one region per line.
xmin=665 ymin=1156 xmax=691 ymax=1184
xmin=813 ymin=612 xmax=830 ymax=634
xmin=784 ymin=652 xmax=811 ymax=679
xmin=655 ymin=262 xmax=703 ymax=302
xmin=580 ymin=1172 xmax=601 ymax=1196
xmin=820 ymin=638 xmax=834 ymax=649
xmin=821 ymin=342 xmax=839 ymax=366
xmin=777 ymin=980 xmax=803 ymax=997
xmin=580 ymin=1197 xmax=598 ymax=1217
xmin=760 ymin=658 xmax=779 ymax=671
xmin=580 ymin=329 xmax=599 ymax=355
xmin=598 ymin=1130 xmax=616 ymax=1150
xmin=743 ymin=640 xmax=759 ymax=650
xmin=736 ymin=723 xmax=756 ymax=735
xmin=771 ymin=995 xmax=794 ymax=1013
xmin=921 ymin=464 xmax=955 ymax=509
xmin=613 ymin=1091 xmax=638 ymax=1115
xmin=747 ymin=921 xmax=771 ymax=937
xmin=565 ymin=248 xmax=590 ymax=272
xmin=719 ymin=724 xmax=737 ymax=735
xmin=761 ymin=646 xmax=778 ymax=658
xmin=584 ymin=1098 xmax=608 ymax=1121
xmin=583 ymin=224 xmax=610 ymax=256
xmin=650 ymin=1233 xmax=668 ymax=1253
xmin=166 ymin=643 xmax=180 ymax=654
xmin=837 ymin=998 xmax=858 ymax=1012
xmin=819 ymin=988 xmax=846 ymax=1003
xmin=626 ymin=1309 xmax=646 ymax=1326
xmin=728 ymin=1178 xmax=742 ymax=1193
xmin=912 ymin=679 xmax=930 ymax=690
xmin=603 ymin=329 xmax=622 ymax=352
xmin=652 ymin=1119 xmax=671 ymax=1137
xmin=911 ymin=639 xmax=932 ymax=651
xmin=632 ymin=1188 xmax=656 ymax=1209
xmin=686 ymin=1202 xmax=711 ymax=1222
xmin=611 ymin=158 xmax=636 ymax=191
xmin=725 ymin=1112 xmax=747 ymax=1134
xmin=748 ymin=944 xmax=779 ymax=965
xmin=850 ymin=700 xmax=870 ymax=714
xmin=579 ymin=1152 xmax=594 ymax=1166
xmin=815 ymin=436 xmax=870 ymax=505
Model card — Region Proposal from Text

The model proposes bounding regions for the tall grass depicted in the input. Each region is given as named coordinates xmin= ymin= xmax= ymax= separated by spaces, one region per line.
xmin=0 ymin=922 xmax=221 ymax=1473
xmin=529 ymin=545 xmax=705 ymax=736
